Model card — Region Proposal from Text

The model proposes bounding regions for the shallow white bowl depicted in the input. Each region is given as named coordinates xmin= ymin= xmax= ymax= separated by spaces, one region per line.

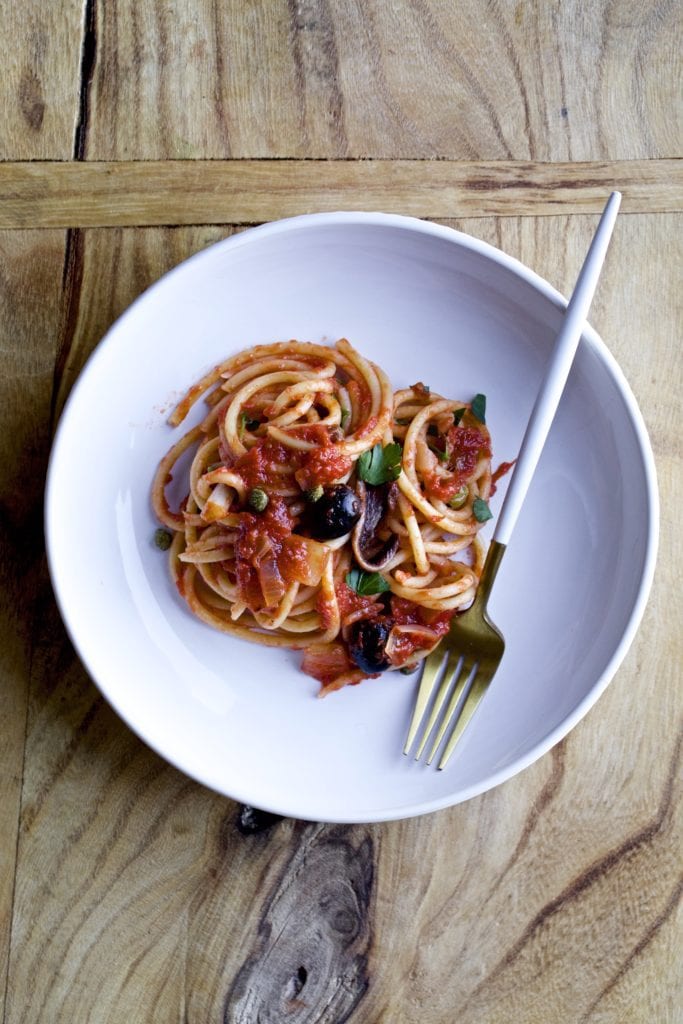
xmin=45 ymin=213 xmax=658 ymax=822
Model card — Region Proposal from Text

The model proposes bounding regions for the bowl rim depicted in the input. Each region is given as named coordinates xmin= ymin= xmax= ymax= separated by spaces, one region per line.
xmin=45 ymin=210 xmax=660 ymax=822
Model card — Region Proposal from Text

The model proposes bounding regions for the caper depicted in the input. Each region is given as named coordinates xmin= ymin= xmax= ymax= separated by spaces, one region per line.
xmin=154 ymin=528 xmax=173 ymax=550
xmin=448 ymin=485 xmax=469 ymax=510
xmin=247 ymin=488 xmax=269 ymax=512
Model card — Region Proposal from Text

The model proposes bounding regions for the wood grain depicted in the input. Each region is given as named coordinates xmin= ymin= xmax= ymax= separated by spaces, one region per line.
xmin=73 ymin=0 xmax=682 ymax=160
xmin=0 ymin=2 xmax=84 ymax=160
xmin=0 ymin=158 xmax=680 ymax=228
xmin=0 ymin=231 xmax=67 ymax=1019
xmin=1 ymin=215 xmax=680 ymax=1023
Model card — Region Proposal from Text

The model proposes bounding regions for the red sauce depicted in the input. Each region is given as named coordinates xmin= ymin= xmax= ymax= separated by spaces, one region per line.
xmin=390 ymin=596 xmax=423 ymax=626
xmin=424 ymin=426 xmax=491 ymax=501
xmin=233 ymin=496 xmax=294 ymax=609
xmin=296 ymin=445 xmax=353 ymax=490
xmin=335 ymin=581 xmax=383 ymax=622
xmin=386 ymin=600 xmax=453 ymax=666
xmin=388 ymin=631 xmax=425 ymax=665
xmin=277 ymin=536 xmax=309 ymax=583
xmin=391 ymin=596 xmax=453 ymax=633
xmin=235 ymin=431 xmax=351 ymax=493
xmin=446 ymin=425 xmax=491 ymax=484
xmin=233 ymin=439 xmax=291 ymax=489
xmin=490 ymin=459 xmax=516 ymax=496
xmin=287 ymin=424 xmax=329 ymax=446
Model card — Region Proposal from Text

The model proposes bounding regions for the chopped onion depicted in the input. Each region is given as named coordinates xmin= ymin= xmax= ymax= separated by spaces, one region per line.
xmin=202 ymin=483 xmax=232 ymax=522
xmin=301 ymin=642 xmax=351 ymax=686
xmin=385 ymin=624 xmax=440 ymax=666
xmin=280 ymin=535 xmax=329 ymax=586
xmin=257 ymin=555 xmax=286 ymax=608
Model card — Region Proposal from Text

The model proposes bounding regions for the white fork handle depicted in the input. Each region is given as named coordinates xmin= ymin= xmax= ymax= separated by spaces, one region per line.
xmin=493 ymin=191 xmax=621 ymax=547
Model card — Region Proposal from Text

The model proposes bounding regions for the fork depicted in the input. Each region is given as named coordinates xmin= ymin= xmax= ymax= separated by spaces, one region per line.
xmin=404 ymin=191 xmax=622 ymax=769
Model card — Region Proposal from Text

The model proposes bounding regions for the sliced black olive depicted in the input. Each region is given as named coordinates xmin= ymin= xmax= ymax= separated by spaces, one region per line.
xmin=309 ymin=484 xmax=361 ymax=540
xmin=349 ymin=619 xmax=391 ymax=673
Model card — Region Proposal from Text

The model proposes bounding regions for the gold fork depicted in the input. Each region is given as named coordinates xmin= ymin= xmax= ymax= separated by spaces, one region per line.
xmin=404 ymin=191 xmax=622 ymax=769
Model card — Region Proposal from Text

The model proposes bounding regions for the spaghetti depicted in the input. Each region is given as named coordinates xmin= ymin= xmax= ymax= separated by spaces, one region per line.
xmin=152 ymin=339 xmax=494 ymax=695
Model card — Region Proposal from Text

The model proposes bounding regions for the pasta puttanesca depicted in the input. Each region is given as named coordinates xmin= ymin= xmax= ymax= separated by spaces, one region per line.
xmin=152 ymin=339 xmax=494 ymax=695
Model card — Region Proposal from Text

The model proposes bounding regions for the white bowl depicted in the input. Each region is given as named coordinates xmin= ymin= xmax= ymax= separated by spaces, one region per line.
xmin=45 ymin=213 xmax=658 ymax=822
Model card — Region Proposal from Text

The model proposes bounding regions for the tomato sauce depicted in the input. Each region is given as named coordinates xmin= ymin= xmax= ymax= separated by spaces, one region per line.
xmin=233 ymin=439 xmax=290 ymax=489
xmin=490 ymin=459 xmax=516 ymax=495
xmin=296 ymin=445 xmax=352 ymax=490
xmin=423 ymin=426 xmax=491 ymax=500
xmin=335 ymin=581 xmax=383 ymax=623
xmin=235 ymin=431 xmax=351 ymax=493
xmin=446 ymin=426 xmax=491 ymax=484
xmin=385 ymin=602 xmax=453 ymax=666
xmin=233 ymin=496 xmax=294 ymax=609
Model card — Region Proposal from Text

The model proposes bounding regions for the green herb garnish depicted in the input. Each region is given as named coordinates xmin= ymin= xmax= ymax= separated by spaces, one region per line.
xmin=471 ymin=393 xmax=486 ymax=424
xmin=472 ymin=497 xmax=493 ymax=522
xmin=340 ymin=408 xmax=351 ymax=430
xmin=357 ymin=442 xmax=403 ymax=485
xmin=346 ymin=568 xmax=391 ymax=596
xmin=453 ymin=407 xmax=466 ymax=426
xmin=394 ymin=417 xmax=410 ymax=426
xmin=154 ymin=528 xmax=173 ymax=551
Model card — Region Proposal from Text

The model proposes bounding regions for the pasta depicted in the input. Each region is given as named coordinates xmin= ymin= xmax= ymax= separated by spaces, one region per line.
xmin=152 ymin=339 xmax=494 ymax=695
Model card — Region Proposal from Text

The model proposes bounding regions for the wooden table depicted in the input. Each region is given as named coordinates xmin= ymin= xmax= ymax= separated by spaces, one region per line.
xmin=1 ymin=4 xmax=681 ymax=1021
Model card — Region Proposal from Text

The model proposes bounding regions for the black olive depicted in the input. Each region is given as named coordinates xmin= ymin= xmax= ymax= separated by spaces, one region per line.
xmin=309 ymin=484 xmax=361 ymax=540
xmin=349 ymin=620 xmax=391 ymax=673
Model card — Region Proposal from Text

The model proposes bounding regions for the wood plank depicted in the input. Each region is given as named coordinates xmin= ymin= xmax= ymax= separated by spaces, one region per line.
xmin=0 ymin=2 xmax=84 ymax=159
xmin=3 ymin=216 xmax=681 ymax=1023
xmin=78 ymin=0 xmax=681 ymax=161
xmin=0 ymin=159 xmax=680 ymax=229
xmin=0 ymin=231 xmax=66 ymax=1021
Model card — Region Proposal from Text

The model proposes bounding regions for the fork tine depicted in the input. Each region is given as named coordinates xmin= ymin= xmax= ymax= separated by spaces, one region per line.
xmin=403 ymin=648 xmax=446 ymax=754
xmin=413 ymin=649 xmax=462 ymax=759
xmin=437 ymin=663 xmax=496 ymax=769
xmin=425 ymin=657 xmax=476 ymax=765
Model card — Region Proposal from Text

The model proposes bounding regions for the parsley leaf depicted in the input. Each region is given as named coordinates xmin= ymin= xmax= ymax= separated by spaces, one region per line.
xmin=472 ymin=497 xmax=493 ymax=522
xmin=471 ymin=394 xmax=486 ymax=424
xmin=340 ymin=407 xmax=351 ymax=430
xmin=357 ymin=442 xmax=403 ymax=485
xmin=346 ymin=568 xmax=391 ymax=596
xmin=453 ymin=407 xmax=466 ymax=426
